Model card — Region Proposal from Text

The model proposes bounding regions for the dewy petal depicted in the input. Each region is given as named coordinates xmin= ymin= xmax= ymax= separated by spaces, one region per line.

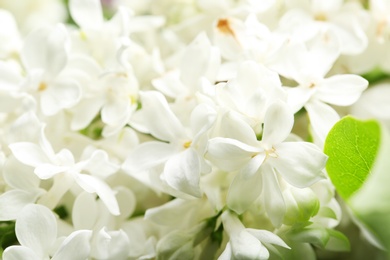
xmin=3 ymin=246 xmax=40 ymax=260
xmin=69 ymin=0 xmax=103 ymax=30
xmin=130 ymin=91 xmax=186 ymax=142
xmin=163 ymin=148 xmax=202 ymax=198
xmin=227 ymin=154 xmax=265 ymax=214
xmin=15 ymin=204 xmax=57 ymax=258
xmin=123 ymin=141 xmax=176 ymax=174
xmin=315 ymin=74 xmax=368 ymax=106
xmin=270 ymin=142 xmax=327 ymax=188
xmin=75 ymin=174 xmax=120 ymax=216
xmin=9 ymin=142 xmax=51 ymax=167
xmin=305 ymin=100 xmax=340 ymax=145
xmin=0 ymin=190 xmax=42 ymax=221
xmin=52 ymin=230 xmax=92 ymax=260
xmin=22 ymin=25 xmax=68 ymax=78
xmin=205 ymin=137 xmax=261 ymax=172
xmin=262 ymin=164 xmax=285 ymax=228
xmin=261 ymin=101 xmax=293 ymax=148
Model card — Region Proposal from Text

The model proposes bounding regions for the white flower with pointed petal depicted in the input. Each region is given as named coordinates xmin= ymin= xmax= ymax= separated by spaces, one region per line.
xmin=8 ymin=126 xmax=120 ymax=216
xmin=215 ymin=60 xmax=287 ymax=132
xmin=3 ymin=204 xmax=92 ymax=260
xmin=0 ymin=156 xmax=45 ymax=221
xmin=279 ymin=0 xmax=369 ymax=55
xmin=206 ymin=101 xmax=327 ymax=225
xmin=271 ymin=38 xmax=368 ymax=145
xmin=21 ymin=25 xmax=81 ymax=116
xmin=125 ymin=91 xmax=216 ymax=198
xmin=219 ymin=211 xmax=290 ymax=260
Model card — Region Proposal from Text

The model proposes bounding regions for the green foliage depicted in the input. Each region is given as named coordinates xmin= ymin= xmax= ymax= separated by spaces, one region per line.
xmin=0 ymin=221 xmax=17 ymax=257
xmin=324 ymin=116 xmax=381 ymax=200
xmin=324 ymin=116 xmax=390 ymax=252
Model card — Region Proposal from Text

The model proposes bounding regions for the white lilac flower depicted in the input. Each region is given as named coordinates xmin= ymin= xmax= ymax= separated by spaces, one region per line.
xmin=124 ymin=91 xmax=216 ymax=198
xmin=215 ymin=60 xmax=287 ymax=133
xmin=20 ymin=25 xmax=81 ymax=116
xmin=219 ymin=210 xmax=290 ymax=260
xmin=271 ymin=36 xmax=368 ymax=146
xmin=0 ymin=10 xmax=21 ymax=59
xmin=1 ymin=0 xmax=389 ymax=259
xmin=2 ymin=204 xmax=92 ymax=260
xmin=0 ymin=155 xmax=45 ymax=221
xmin=8 ymin=126 xmax=120 ymax=215
xmin=279 ymin=0 xmax=369 ymax=55
xmin=206 ymin=101 xmax=327 ymax=226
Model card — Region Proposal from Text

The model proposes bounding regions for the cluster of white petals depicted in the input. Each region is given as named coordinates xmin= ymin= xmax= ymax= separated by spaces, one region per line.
xmin=0 ymin=0 xmax=388 ymax=259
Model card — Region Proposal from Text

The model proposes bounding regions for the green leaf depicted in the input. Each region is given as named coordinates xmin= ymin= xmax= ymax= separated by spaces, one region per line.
xmin=349 ymin=126 xmax=390 ymax=251
xmin=325 ymin=116 xmax=390 ymax=251
xmin=324 ymin=116 xmax=381 ymax=200
xmin=324 ymin=229 xmax=350 ymax=252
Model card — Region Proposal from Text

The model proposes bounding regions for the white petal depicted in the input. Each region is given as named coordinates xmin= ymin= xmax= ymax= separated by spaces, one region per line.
xmin=227 ymin=154 xmax=265 ymax=214
xmin=84 ymin=150 xmax=119 ymax=178
xmin=145 ymin=199 xmax=202 ymax=227
xmin=22 ymin=26 xmax=68 ymax=77
xmin=0 ymin=61 xmax=22 ymax=92
xmin=71 ymin=97 xmax=105 ymax=130
xmin=285 ymin=87 xmax=314 ymax=113
xmin=40 ymin=80 xmax=81 ymax=116
xmin=101 ymin=99 xmax=130 ymax=126
xmin=35 ymin=164 xmax=68 ymax=179
xmin=205 ymin=137 xmax=261 ymax=172
xmin=164 ymin=148 xmax=201 ymax=198
xmin=130 ymin=91 xmax=186 ymax=141
xmin=3 ymin=156 xmax=40 ymax=190
xmin=218 ymin=242 xmax=232 ymax=260
xmin=190 ymin=103 xmax=217 ymax=140
xmin=115 ymin=187 xmax=137 ymax=220
xmin=218 ymin=111 xmax=258 ymax=144
xmin=123 ymin=141 xmax=176 ymax=174
xmin=15 ymin=204 xmax=57 ymax=258
xmin=246 ymin=229 xmax=290 ymax=249
xmin=72 ymin=192 xmax=98 ymax=230
xmin=152 ymin=70 xmax=185 ymax=98
xmin=91 ymin=229 xmax=130 ymax=260
xmin=180 ymin=32 xmax=211 ymax=86
xmin=9 ymin=142 xmax=51 ymax=167
xmin=75 ymin=174 xmax=120 ymax=216
xmin=3 ymin=246 xmax=40 ymax=260
xmin=270 ymin=142 xmax=327 ymax=188
xmin=52 ymin=230 xmax=92 ymax=260
xmin=262 ymin=101 xmax=293 ymax=148
xmin=305 ymin=100 xmax=340 ymax=145
xmin=262 ymin=165 xmax=285 ymax=228
xmin=315 ymin=75 xmax=368 ymax=106
xmin=351 ymin=83 xmax=390 ymax=121
xmin=69 ymin=0 xmax=103 ymax=29
xmin=0 ymin=190 xmax=41 ymax=221
xmin=231 ymin=230 xmax=269 ymax=260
